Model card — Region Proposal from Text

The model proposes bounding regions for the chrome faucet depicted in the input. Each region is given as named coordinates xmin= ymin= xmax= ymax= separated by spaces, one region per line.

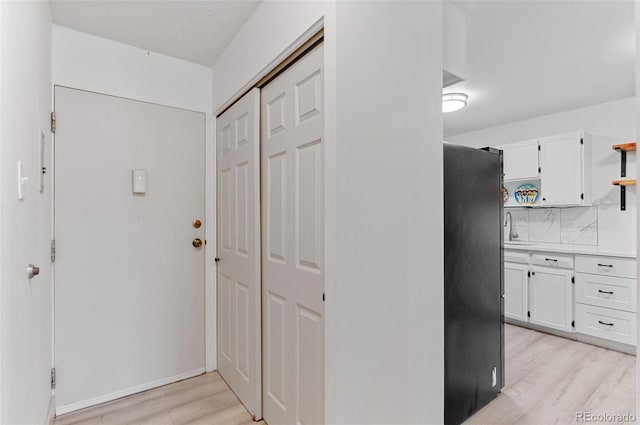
xmin=505 ymin=211 xmax=519 ymax=241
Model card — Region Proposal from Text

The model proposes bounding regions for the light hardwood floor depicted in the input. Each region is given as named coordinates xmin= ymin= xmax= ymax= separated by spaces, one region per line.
xmin=54 ymin=372 xmax=265 ymax=425
xmin=55 ymin=324 xmax=635 ymax=425
xmin=465 ymin=324 xmax=636 ymax=425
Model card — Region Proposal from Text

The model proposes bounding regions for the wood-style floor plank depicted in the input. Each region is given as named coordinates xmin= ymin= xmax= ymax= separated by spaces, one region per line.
xmin=55 ymin=324 xmax=635 ymax=425
xmin=54 ymin=373 xmax=263 ymax=425
xmin=465 ymin=324 xmax=636 ymax=425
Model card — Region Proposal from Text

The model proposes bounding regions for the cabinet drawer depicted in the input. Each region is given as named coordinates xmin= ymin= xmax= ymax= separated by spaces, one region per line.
xmin=575 ymin=255 xmax=636 ymax=279
xmin=531 ymin=253 xmax=573 ymax=269
xmin=575 ymin=303 xmax=637 ymax=345
xmin=504 ymin=250 xmax=529 ymax=265
xmin=575 ymin=273 xmax=637 ymax=313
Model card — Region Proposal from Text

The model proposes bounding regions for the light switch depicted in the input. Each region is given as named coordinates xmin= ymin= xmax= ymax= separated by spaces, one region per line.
xmin=132 ymin=169 xmax=146 ymax=194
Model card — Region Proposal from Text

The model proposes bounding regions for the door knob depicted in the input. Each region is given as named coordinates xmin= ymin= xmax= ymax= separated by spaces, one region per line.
xmin=192 ymin=219 xmax=202 ymax=229
xmin=27 ymin=264 xmax=40 ymax=279
xmin=192 ymin=238 xmax=203 ymax=248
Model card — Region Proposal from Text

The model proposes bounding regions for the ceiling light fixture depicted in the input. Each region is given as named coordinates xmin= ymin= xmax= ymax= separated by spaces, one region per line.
xmin=442 ymin=93 xmax=468 ymax=113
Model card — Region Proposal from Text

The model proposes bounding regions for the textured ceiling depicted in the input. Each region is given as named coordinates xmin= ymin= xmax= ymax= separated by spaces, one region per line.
xmin=444 ymin=0 xmax=635 ymax=137
xmin=51 ymin=0 xmax=262 ymax=67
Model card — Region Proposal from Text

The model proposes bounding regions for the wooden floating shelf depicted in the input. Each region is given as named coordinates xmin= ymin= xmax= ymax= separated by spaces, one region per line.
xmin=612 ymin=143 xmax=636 ymax=211
xmin=612 ymin=179 xmax=637 ymax=186
xmin=612 ymin=142 xmax=636 ymax=152
xmin=612 ymin=179 xmax=636 ymax=211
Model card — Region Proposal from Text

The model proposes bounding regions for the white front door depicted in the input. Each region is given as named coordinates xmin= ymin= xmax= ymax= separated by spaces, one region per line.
xmin=216 ymin=88 xmax=262 ymax=419
xmin=261 ymin=43 xmax=325 ymax=425
xmin=54 ymin=87 xmax=205 ymax=413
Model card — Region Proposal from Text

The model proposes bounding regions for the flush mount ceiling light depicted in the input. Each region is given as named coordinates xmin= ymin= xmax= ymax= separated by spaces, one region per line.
xmin=442 ymin=93 xmax=468 ymax=113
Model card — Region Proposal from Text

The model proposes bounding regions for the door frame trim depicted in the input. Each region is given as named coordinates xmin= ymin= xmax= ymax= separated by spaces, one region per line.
xmin=214 ymin=18 xmax=325 ymax=118
xmin=214 ymin=19 xmax=329 ymax=423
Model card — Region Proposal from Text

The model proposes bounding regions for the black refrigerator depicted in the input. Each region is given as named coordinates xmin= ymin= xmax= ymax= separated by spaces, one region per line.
xmin=443 ymin=143 xmax=504 ymax=425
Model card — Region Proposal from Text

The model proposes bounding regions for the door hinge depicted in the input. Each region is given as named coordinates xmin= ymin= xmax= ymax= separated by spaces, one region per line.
xmin=51 ymin=368 xmax=56 ymax=389
xmin=538 ymin=144 xmax=541 ymax=151
xmin=571 ymin=320 xmax=575 ymax=328
xmin=538 ymin=167 xmax=541 ymax=173
xmin=571 ymin=276 xmax=575 ymax=284
xmin=214 ymin=257 xmax=220 ymax=263
xmin=527 ymin=271 xmax=531 ymax=278
xmin=527 ymin=311 xmax=531 ymax=318
xmin=580 ymin=138 xmax=584 ymax=145
xmin=322 ymin=293 xmax=325 ymax=302
xmin=51 ymin=239 xmax=56 ymax=263
xmin=580 ymin=193 xmax=584 ymax=200
xmin=51 ymin=112 xmax=56 ymax=134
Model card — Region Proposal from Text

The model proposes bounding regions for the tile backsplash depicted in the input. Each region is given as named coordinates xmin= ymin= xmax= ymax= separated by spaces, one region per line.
xmin=505 ymin=206 xmax=598 ymax=246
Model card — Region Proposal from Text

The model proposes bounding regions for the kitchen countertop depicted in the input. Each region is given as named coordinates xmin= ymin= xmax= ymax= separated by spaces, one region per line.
xmin=504 ymin=241 xmax=637 ymax=259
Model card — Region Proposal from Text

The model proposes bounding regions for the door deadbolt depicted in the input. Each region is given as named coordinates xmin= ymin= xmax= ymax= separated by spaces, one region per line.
xmin=27 ymin=264 xmax=40 ymax=279
xmin=192 ymin=238 xmax=203 ymax=248
xmin=192 ymin=219 xmax=202 ymax=229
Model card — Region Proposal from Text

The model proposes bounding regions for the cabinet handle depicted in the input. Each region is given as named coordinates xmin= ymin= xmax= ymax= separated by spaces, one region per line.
xmin=597 ymin=289 xmax=614 ymax=295
xmin=544 ymin=258 xmax=558 ymax=262
xmin=598 ymin=320 xmax=614 ymax=327
xmin=597 ymin=264 xmax=614 ymax=268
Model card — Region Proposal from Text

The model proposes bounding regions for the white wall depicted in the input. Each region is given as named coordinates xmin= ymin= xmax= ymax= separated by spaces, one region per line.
xmin=51 ymin=25 xmax=218 ymax=371
xmin=0 ymin=1 xmax=54 ymax=423
xmin=447 ymin=97 xmax=638 ymax=254
xmin=211 ymin=1 xmax=444 ymax=423
xmin=53 ymin=25 xmax=211 ymax=113
xmin=334 ymin=2 xmax=443 ymax=423
xmin=635 ymin=2 xmax=640 ymax=416
xmin=443 ymin=2 xmax=467 ymax=81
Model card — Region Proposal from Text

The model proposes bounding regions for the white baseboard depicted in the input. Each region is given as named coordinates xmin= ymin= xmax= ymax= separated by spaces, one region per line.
xmin=55 ymin=367 xmax=205 ymax=416
xmin=47 ymin=394 xmax=55 ymax=425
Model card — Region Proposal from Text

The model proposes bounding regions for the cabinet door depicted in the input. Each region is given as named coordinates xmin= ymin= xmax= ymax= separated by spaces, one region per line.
xmin=504 ymin=263 xmax=529 ymax=321
xmin=530 ymin=267 xmax=573 ymax=332
xmin=540 ymin=133 xmax=583 ymax=206
xmin=500 ymin=139 xmax=539 ymax=181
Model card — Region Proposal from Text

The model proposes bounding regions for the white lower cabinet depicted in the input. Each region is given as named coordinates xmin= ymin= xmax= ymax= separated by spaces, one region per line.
xmin=504 ymin=263 xmax=529 ymax=321
xmin=529 ymin=267 xmax=574 ymax=332
xmin=575 ymin=273 xmax=637 ymax=312
xmin=575 ymin=304 xmax=637 ymax=345
xmin=504 ymin=249 xmax=638 ymax=350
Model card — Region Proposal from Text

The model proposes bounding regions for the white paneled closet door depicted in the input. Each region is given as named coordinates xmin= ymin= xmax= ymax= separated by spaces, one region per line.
xmin=216 ymin=88 xmax=262 ymax=419
xmin=262 ymin=43 xmax=325 ymax=425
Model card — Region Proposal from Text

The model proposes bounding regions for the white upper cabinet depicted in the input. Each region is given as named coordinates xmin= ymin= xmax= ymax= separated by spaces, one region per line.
xmin=500 ymin=139 xmax=539 ymax=181
xmin=500 ymin=131 xmax=591 ymax=207
xmin=539 ymin=132 xmax=591 ymax=206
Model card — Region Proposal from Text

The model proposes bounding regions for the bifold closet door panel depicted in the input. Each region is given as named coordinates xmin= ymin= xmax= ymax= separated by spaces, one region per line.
xmin=216 ymin=88 xmax=262 ymax=419
xmin=261 ymin=43 xmax=325 ymax=425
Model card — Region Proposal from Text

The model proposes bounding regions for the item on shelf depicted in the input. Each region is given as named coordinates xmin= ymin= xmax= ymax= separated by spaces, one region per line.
xmin=502 ymin=187 xmax=509 ymax=203
xmin=514 ymin=183 xmax=539 ymax=205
